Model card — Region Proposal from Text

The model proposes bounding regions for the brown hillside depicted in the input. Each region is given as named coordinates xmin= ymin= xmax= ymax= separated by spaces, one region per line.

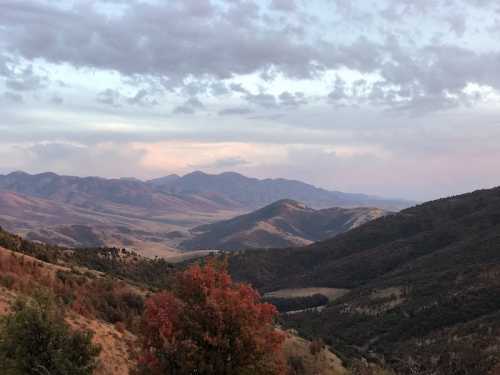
xmin=182 ymin=199 xmax=388 ymax=251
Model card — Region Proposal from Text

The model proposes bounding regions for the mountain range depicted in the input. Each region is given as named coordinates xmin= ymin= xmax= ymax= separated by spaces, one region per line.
xmin=181 ymin=199 xmax=388 ymax=251
xmin=0 ymin=171 xmax=411 ymax=256
xmin=148 ymin=171 xmax=411 ymax=210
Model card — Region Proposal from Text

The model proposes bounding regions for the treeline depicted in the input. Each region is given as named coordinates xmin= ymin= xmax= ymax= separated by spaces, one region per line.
xmin=264 ymin=294 xmax=328 ymax=313
xmin=0 ymin=227 xmax=175 ymax=290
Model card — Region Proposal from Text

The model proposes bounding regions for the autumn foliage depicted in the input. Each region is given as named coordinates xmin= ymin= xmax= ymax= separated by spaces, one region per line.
xmin=138 ymin=261 xmax=286 ymax=375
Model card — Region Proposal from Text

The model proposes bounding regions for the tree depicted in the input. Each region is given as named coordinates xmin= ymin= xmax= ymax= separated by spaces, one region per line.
xmin=138 ymin=261 xmax=286 ymax=375
xmin=0 ymin=292 xmax=101 ymax=375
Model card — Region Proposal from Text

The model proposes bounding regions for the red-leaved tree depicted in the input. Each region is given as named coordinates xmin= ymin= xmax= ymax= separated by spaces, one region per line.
xmin=138 ymin=261 xmax=286 ymax=375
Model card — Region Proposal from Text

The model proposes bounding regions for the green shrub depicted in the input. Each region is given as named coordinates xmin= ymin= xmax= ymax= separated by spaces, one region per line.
xmin=0 ymin=292 xmax=101 ymax=375
xmin=0 ymin=274 xmax=15 ymax=289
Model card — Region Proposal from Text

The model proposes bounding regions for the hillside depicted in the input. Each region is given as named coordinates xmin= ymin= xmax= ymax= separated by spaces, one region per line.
xmin=181 ymin=199 xmax=388 ymax=251
xmin=0 ymin=190 xmax=224 ymax=258
xmin=228 ymin=186 xmax=500 ymax=374
xmin=0 ymin=172 xmax=245 ymax=257
xmin=0 ymin=227 xmax=347 ymax=375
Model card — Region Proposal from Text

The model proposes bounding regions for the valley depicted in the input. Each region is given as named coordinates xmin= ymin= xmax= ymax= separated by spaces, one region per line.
xmin=0 ymin=171 xmax=405 ymax=258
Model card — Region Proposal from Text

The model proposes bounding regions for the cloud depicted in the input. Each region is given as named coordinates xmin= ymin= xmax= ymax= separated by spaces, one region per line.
xmin=173 ymin=97 xmax=205 ymax=114
xmin=11 ymin=142 xmax=148 ymax=178
xmin=279 ymin=91 xmax=307 ymax=107
xmin=190 ymin=156 xmax=250 ymax=170
xmin=50 ymin=95 xmax=63 ymax=105
xmin=3 ymin=91 xmax=23 ymax=103
xmin=446 ymin=13 xmax=467 ymax=37
xmin=218 ymin=107 xmax=254 ymax=116
xmin=97 ymin=89 xmax=122 ymax=107
xmin=244 ymin=92 xmax=278 ymax=109
xmin=0 ymin=0 xmax=330 ymax=85
xmin=1 ymin=1 xmax=498 ymax=116
xmin=4 ymin=65 xmax=48 ymax=92
xmin=270 ymin=0 xmax=297 ymax=12
xmin=126 ymin=89 xmax=158 ymax=106
xmin=97 ymin=88 xmax=158 ymax=107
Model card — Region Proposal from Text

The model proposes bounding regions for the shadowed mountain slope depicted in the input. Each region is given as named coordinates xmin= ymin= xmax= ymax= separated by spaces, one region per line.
xmin=227 ymin=186 xmax=500 ymax=374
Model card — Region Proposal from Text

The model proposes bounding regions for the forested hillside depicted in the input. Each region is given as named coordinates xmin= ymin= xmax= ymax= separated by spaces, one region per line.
xmin=228 ymin=186 xmax=500 ymax=374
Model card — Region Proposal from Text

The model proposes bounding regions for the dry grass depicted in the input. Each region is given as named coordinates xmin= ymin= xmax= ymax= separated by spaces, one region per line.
xmin=164 ymin=249 xmax=220 ymax=263
xmin=0 ymin=190 xmax=244 ymax=258
xmin=283 ymin=330 xmax=348 ymax=375
xmin=68 ymin=313 xmax=138 ymax=375
xmin=0 ymin=288 xmax=138 ymax=375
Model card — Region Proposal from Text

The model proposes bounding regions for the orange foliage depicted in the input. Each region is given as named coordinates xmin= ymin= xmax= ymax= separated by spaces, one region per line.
xmin=139 ymin=261 xmax=286 ymax=375
xmin=0 ymin=249 xmax=143 ymax=328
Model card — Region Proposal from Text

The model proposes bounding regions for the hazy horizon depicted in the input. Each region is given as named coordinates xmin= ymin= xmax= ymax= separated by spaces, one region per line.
xmin=2 ymin=0 xmax=500 ymax=201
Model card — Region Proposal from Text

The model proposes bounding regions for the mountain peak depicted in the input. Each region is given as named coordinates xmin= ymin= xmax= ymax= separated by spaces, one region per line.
xmin=184 ymin=170 xmax=209 ymax=178
xmin=181 ymin=199 xmax=388 ymax=251
xmin=6 ymin=170 xmax=30 ymax=177
xmin=267 ymin=199 xmax=307 ymax=210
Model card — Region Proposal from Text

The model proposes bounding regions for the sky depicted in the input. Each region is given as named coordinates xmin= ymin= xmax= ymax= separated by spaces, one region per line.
xmin=1 ymin=0 xmax=500 ymax=201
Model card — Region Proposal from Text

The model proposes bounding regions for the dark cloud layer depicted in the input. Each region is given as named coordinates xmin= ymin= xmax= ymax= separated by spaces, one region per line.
xmin=1 ymin=1 xmax=499 ymax=114
xmin=0 ymin=1 xmax=326 ymax=82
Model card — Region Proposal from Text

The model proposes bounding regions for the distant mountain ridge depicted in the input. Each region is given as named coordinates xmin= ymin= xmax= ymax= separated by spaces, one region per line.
xmin=181 ymin=199 xmax=389 ymax=251
xmin=0 ymin=170 xmax=412 ymax=255
xmin=1 ymin=170 xmax=413 ymax=211
xmin=148 ymin=170 xmax=412 ymax=210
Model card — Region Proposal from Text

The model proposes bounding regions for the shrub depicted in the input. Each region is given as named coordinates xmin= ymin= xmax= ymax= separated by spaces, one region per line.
xmin=0 ymin=291 xmax=101 ymax=375
xmin=287 ymin=356 xmax=306 ymax=375
xmin=138 ymin=261 xmax=286 ymax=375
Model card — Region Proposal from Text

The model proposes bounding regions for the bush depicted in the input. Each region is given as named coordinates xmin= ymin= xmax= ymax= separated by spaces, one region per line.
xmin=0 ymin=274 xmax=15 ymax=289
xmin=287 ymin=356 xmax=306 ymax=375
xmin=0 ymin=292 xmax=101 ymax=375
xmin=138 ymin=261 xmax=286 ymax=375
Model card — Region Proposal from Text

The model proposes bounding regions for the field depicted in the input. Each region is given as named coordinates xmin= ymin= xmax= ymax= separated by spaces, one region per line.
xmin=265 ymin=288 xmax=350 ymax=302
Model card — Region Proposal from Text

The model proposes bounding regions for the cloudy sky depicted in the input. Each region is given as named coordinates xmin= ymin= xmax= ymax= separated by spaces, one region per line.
xmin=1 ymin=0 xmax=500 ymax=200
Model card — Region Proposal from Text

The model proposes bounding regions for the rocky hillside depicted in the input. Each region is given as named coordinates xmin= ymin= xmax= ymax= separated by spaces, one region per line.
xmin=181 ymin=199 xmax=388 ymax=251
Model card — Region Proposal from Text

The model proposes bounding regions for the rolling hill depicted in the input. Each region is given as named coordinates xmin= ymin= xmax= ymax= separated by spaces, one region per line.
xmin=0 ymin=190 xmax=229 ymax=257
xmin=181 ymin=199 xmax=388 ymax=251
xmin=228 ymin=186 xmax=500 ymax=374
